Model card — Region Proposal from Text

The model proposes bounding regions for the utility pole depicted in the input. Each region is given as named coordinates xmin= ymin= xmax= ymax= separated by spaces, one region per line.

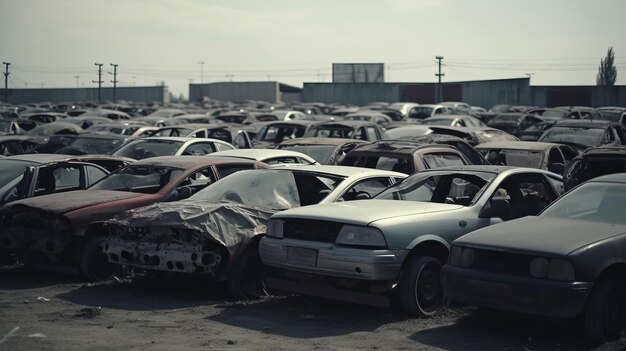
xmin=435 ymin=56 xmax=444 ymax=102
xmin=2 ymin=62 xmax=10 ymax=103
xmin=110 ymin=63 xmax=118 ymax=102
xmin=73 ymin=75 xmax=80 ymax=88
xmin=198 ymin=61 xmax=204 ymax=84
xmin=93 ymin=63 xmax=104 ymax=102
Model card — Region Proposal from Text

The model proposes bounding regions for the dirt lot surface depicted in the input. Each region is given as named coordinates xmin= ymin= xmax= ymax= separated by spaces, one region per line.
xmin=1 ymin=266 xmax=625 ymax=351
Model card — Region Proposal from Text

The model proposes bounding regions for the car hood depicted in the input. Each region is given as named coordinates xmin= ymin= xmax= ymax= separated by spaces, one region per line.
xmin=108 ymin=200 xmax=276 ymax=256
xmin=273 ymin=200 xmax=464 ymax=226
xmin=3 ymin=190 xmax=144 ymax=214
xmin=455 ymin=216 xmax=626 ymax=256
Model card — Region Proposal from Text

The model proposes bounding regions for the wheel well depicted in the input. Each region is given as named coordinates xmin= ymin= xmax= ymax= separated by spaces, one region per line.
xmin=596 ymin=263 xmax=626 ymax=283
xmin=403 ymin=240 xmax=449 ymax=268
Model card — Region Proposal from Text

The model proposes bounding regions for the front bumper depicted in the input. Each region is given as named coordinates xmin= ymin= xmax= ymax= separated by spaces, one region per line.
xmin=441 ymin=264 xmax=592 ymax=318
xmin=104 ymin=237 xmax=223 ymax=274
xmin=259 ymin=237 xmax=408 ymax=281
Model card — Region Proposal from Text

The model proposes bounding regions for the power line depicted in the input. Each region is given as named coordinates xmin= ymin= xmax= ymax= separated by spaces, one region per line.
xmin=2 ymin=62 xmax=10 ymax=103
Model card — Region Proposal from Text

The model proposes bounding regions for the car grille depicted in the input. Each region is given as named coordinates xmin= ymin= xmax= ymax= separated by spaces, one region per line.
xmin=282 ymin=219 xmax=343 ymax=243
xmin=470 ymin=248 xmax=534 ymax=277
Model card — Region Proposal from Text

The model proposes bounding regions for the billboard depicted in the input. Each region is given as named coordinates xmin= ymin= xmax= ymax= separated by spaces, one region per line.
xmin=332 ymin=63 xmax=385 ymax=83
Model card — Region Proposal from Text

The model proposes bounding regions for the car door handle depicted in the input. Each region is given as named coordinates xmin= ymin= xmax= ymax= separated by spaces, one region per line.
xmin=459 ymin=220 xmax=467 ymax=227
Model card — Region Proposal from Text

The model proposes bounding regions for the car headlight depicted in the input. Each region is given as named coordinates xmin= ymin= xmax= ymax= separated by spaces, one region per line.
xmin=335 ymin=225 xmax=387 ymax=248
xmin=529 ymin=258 xmax=575 ymax=281
xmin=547 ymin=258 xmax=575 ymax=281
xmin=266 ymin=219 xmax=283 ymax=238
xmin=529 ymin=258 xmax=549 ymax=278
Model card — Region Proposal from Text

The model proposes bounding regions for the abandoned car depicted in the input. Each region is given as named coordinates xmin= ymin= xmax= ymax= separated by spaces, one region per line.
xmin=562 ymin=145 xmax=626 ymax=190
xmin=102 ymin=165 xmax=407 ymax=298
xmin=259 ymin=166 xmax=563 ymax=316
xmin=441 ymin=173 xmax=626 ymax=342
xmin=475 ymin=141 xmax=578 ymax=173
xmin=0 ymin=156 xmax=267 ymax=280
xmin=276 ymin=137 xmax=366 ymax=165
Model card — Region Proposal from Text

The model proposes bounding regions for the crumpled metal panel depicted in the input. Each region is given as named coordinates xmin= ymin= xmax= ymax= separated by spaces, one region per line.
xmin=107 ymin=200 xmax=276 ymax=256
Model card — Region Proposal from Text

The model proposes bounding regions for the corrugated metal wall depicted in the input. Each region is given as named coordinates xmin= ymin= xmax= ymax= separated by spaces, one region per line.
xmin=189 ymin=82 xmax=280 ymax=102
xmin=3 ymin=86 xmax=167 ymax=104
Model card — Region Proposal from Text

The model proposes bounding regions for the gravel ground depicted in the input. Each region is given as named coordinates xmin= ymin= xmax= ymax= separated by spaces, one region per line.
xmin=1 ymin=266 xmax=625 ymax=351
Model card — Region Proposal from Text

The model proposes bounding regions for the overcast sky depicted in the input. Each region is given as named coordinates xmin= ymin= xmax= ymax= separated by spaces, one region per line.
xmin=1 ymin=0 xmax=625 ymax=97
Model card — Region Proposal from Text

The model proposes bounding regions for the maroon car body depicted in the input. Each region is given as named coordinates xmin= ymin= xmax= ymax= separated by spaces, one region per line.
xmin=0 ymin=156 xmax=268 ymax=280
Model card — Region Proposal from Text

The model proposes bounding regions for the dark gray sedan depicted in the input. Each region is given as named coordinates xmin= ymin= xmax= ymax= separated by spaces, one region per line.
xmin=441 ymin=173 xmax=626 ymax=343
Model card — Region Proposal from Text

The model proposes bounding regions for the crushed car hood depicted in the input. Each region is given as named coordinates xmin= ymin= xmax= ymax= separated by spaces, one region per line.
xmin=273 ymin=200 xmax=463 ymax=226
xmin=455 ymin=216 xmax=626 ymax=256
xmin=3 ymin=190 xmax=144 ymax=214
xmin=107 ymin=200 xmax=276 ymax=255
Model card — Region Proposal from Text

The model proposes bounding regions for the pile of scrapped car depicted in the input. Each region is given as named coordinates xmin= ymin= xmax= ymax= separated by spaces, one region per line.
xmin=1 ymin=100 xmax=626 ymax=343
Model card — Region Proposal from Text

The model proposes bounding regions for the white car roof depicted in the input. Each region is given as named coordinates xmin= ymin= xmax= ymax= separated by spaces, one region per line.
xmin=210 ymin=149 xmax=317 ymax=163
xmin=271 ymin=164 xmax=407 ymax=178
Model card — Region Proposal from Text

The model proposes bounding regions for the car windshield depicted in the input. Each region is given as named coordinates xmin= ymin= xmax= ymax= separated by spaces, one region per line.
xmin=310 ymin=127 xmax=355 ymax=138
xmin=0 ymin=159 xmax=36 ymax=187
xmin=255 ymin=125 xmax=305 ymax=142
xmin=599 ymin=111 xmax=623 ymax=122
xmin=191 ymin=170 xmax=301 ymax=210
xmin=540 ymin=110 xmax=567 ymax=120
xmin=151 ymin=128 xmax=194 ymax=137
xmin=89 ymin=166 xmax=183 ymax=193
xmin=540 ymin=127 xmax=604 ymax=148
xmin=60 ymin=137 xmax=125 ymax=155
xmin=0 ymin=120 xmax=11 ymax=132
xmin=422 ymin=119 xmax=453 ymax=126
xmin=375 ymin=171 xmax=494 ymax=206
xmin=492 ymin=115 xmax=522 ymax=122
xmin=113 ymin=139 xmax=184 ymax=159
xmin=278 ymin=144 xmax=336 ymax=164
xmin=26 ymin=124 xmax=80 ymax=136
xmin=409 ymin=107 xmax=433 ymax=119
xmin=541 ymin=182 xmax=626 ymax=225
xmin=485 ymin=149 xmax=544 ymax=168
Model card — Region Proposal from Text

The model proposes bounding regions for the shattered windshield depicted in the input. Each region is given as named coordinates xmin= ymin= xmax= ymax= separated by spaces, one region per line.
xmin=191 ymin=170 xmax=301 ymax=210
xmin=376 ymin=171 xmax=494 ymax=205
xmin=486 ymin=149 xmax=544 ymax=168
xmin=89 ymin=166 xmax=183 ymax=193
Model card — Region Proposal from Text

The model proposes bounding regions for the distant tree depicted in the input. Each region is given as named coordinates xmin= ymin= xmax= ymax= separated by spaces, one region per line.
xmin=596 ymin=47 xmax=617 ymax=86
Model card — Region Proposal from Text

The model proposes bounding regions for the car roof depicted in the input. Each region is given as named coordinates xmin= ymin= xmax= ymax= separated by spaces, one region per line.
xmin=313 ymin=120 xmax=378 ymax=128
xmin=270 ymin=164 xmax=407 ymax=178
xmin=349 ymin=140 xmax=460 ymax=154
xmin=475 ymin=141 xmax=564 ymax=151
xmin=581 ymin=145 xmax=626 ymax=156
xmin=8 ymin=153 xmax=130 ymax=164
xmin=140 ymin=136 xmax=227 ymax=143
xmin=420 ymin=164 xmax=552 ymax=175
xmin=156 ymin=123 xmax=227 ymax=130
xmin=210 ymin=148 xmax=315 ymax=160
xmin=554 ymin=120 xmax=613 ymax=128
xmin=129 ymin=155 xmax=261 ymax=169
xmin=279 ymin=137 xmax=365 ymax=146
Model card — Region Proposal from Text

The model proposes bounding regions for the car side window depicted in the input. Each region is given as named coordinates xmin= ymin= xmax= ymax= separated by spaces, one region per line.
xmin=366 ymin=127 xmax=378 ymax=141
xmin=215 ymin=164 xmax=255 ymax=178
xmin=490 ymin=173 xmax=559 ymax=221
xmin=341 ymin=177 xmax=393 ymax=201
xmin=183 ymin=142 xmax=216 ymax=155
xmin=35 ymin=165 xmax=82 ymax=196
xmin=85 ymin=165 xmax=108 ymax=185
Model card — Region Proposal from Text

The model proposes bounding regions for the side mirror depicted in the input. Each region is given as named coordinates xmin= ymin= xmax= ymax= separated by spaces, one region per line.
xmin=548 ymin=162 xmax=565 ymax=175
xmin=479 ymin=198 xmax=510 ymax=218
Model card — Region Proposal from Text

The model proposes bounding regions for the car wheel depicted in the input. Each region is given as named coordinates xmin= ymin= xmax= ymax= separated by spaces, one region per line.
xmin=79 ymin=236 xmax=119 ymax=281
xmin=227 ymin=246 xmax=268 ymax=300
xmin=397 ymin=255 xmax=443 ymax=316
xmin=584 ymin=279 xmax=625 ymax=342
